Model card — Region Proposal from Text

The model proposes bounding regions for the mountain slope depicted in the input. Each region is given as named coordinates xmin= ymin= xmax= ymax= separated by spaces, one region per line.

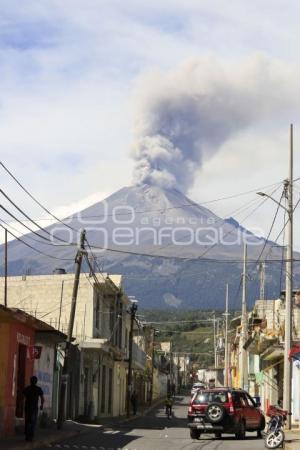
xmin=0 ymin=184 xmax=293 ymax=309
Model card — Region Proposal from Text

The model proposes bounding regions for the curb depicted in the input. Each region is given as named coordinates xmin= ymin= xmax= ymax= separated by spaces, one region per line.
xmin=4 ymin=428 xmax=89 ymax=450
xmin=4 ymin=398 xmax=165 ymax=450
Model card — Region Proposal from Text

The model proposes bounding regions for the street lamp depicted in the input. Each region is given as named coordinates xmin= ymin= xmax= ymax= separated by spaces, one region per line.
xmin=126 ymin=297 xmax=138 ymax=417
xmin=256 ymin=124 xmax=293 ymax=429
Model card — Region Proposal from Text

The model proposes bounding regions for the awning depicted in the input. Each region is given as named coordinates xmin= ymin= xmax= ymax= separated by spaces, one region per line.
xmin=289 ymin=344 xmax=300 ymax=361
xmin=260 ymin=345 xmax=283 ymax=361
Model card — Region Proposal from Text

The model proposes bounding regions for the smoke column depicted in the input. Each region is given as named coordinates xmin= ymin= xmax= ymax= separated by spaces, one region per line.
xmin=131 ymin=56 xmax=297 ymax=193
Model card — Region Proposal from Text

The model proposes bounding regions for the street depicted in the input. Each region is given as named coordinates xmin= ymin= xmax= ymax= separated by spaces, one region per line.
xmin=38 ymin=396 xmax=266 ymax=450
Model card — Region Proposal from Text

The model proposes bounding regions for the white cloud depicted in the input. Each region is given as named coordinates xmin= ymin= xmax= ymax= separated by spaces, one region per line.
xmin=0 ymin=0 xmax=300 ymax=248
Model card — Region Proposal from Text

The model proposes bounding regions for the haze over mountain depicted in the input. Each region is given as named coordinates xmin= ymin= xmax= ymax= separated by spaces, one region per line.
xmin=0 ymin=184 xmax=293 ymax=309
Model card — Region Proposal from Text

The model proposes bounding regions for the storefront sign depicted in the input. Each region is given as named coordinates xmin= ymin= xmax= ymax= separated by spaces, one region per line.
xmin=27 ymin=346 xmax=42 ymax=360
xmin=17 ymin=332 xmax=30 ymax=346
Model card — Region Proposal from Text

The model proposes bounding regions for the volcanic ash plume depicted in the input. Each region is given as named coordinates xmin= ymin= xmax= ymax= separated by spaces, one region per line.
xmin=131 ymin=56 xmax=297 ymax=193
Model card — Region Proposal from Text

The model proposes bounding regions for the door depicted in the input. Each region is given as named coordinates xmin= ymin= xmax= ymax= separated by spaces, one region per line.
xmin=246 ymin=393 xmax=262 ymax=428
xmin=101 ymin=366 xmax=106 ymax=414
xmin=240 ymin=392 xmax=258 ymax=428
xmin=16 ymin=344 xmax=27 ymax=417
xmin=231 ymin=391 xmax=243 ymax=422
xmin=84 ymin=368 xmax=89 ymax=416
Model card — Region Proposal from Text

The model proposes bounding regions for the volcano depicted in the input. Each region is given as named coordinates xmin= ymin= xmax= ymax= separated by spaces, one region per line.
xmin=0 ymin=184 xmax=291 ymax=309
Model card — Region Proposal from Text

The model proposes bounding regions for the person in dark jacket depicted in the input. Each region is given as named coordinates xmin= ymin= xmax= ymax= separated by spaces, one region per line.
xmin=23 ymin=376 xmax=44 ymax=441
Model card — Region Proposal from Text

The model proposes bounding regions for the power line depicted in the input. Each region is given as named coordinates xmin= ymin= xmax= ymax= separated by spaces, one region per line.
xmin=0 ymin=224 xmax=74 ymax=261
xmin=0 ymin=188 xmax=72 ymax=244
xmin=0 ymin=204 xmax=52 ymax=242
xmin=0 ymin=160 xmax=286 ymax=222
xmin=0 ymin=216 xmax=65 ymax=247
xmin=0 ymin=161 xmax=77 ymax=232
xmin=254 ymin=189 xmax=285 ymax=264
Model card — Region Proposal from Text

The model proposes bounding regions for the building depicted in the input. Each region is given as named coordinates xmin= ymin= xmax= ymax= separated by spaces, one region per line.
xmin=0 ymin=305 xmax=65 ymax=435
xmin=0 ymin=271 xmax=146 ymax=419
xmin=229 ymin=294 xmax=300 ymax=423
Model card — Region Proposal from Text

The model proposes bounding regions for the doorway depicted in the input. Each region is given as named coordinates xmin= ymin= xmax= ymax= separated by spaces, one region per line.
xmin=15 ymin=344 xmax=27 ymax=417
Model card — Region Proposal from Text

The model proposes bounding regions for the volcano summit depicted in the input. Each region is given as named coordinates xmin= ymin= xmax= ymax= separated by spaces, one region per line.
xmin=0 ymin=184 xmax=290 ymax=309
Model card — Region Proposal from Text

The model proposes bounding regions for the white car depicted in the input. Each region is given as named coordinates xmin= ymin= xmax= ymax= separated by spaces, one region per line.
xmin=191 ymin=382 xmax=205 ymax=396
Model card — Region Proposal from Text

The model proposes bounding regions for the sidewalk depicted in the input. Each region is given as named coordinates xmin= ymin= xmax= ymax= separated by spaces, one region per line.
xmin=286 ymin=430 xmax=300 ymax=450
xmin=0 ymin=398 xmax=164 ymax=450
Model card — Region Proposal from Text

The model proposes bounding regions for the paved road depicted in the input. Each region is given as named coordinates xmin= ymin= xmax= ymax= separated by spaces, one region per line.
xmin=39 ymin=396 xmax=266 ymax=450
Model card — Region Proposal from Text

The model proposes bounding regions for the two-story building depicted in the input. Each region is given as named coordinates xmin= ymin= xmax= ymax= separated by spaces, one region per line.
xmin=0 ymin=270 xmax=142 ymax=419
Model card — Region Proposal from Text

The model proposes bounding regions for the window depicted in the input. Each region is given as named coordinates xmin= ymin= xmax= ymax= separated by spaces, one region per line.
xmin=246 ymin=394 xmax=256 ymax=407
xmin=239 ymin=392 xmax=250 ymax=407
xmin=194 ymin=391 xmax=228 ymax=404
xmin=232 ymin=392 xmax=242 ymax=407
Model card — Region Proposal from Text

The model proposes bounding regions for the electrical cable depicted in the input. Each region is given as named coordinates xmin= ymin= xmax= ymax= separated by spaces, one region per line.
xmin=254 ymin=189 xmax=285 ymax=264
xmin=279 ymin=207 xmax=287 ymax=295
xmin=0 ymin=204 xmax=52 ymax=242
xmin=0 ymin=216 xmax=67 ymax=247
xmin=1 ymin=161 xmax=287 ymax=223
xmin=0 ymin=161 xmax=77 ymax=232
xmin=86 ymin=187 xmax=283 ymax=261
xmin=0 ymin=188 xmax=73 ymax=244
xmin=84 ymin=237 xmax=106 ymax=282
xmin=184 ymin=184 xmax=282 ymax=261
xmin=84 ymin=254 xmax=106 ymax=287
xmin=0 ymin=223 xmax=74 ymax=261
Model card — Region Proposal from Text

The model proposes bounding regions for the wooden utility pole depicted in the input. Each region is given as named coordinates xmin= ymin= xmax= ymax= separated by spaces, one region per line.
xmin=213 ymin=313 xmax=217 ymax=369
xmin=57 ymin=230 xmax=86 ymax=429
xmin=58 ymin=280 xmax=64 ymax=331
xmin=127 ymin=299 xmax=138 ymax=417
xmin=283 ymin=124 xmax=293 ymax=429
xmin=4 ymin=228 xmax=7 ymax=307
xmin=224 ymin=284 xmax=230 ymax=386
xmin=149 ymin=327 xmax=155 ymax=405
xmin=240 ymin=243 xmax=248 ymax=391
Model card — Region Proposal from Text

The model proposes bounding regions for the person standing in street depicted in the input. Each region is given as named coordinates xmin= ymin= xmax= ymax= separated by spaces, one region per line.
xmin=23 ymin=376 xmax=44 ymax=441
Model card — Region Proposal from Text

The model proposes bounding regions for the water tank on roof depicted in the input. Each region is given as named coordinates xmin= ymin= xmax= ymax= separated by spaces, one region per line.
xmin=53 ymin=268 xmax=67 ymax=275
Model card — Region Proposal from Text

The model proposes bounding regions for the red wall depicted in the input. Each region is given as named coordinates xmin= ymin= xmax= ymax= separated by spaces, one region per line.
xmin=0 ymin=322 xmax=34 ymax=435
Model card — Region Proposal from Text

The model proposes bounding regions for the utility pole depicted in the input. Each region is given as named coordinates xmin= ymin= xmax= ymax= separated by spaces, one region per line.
xmin=216 ymin=318 xmax=220 ymax=368
xmin=224 ymin=284 xmax=230 ymax=387
xmin=283 ymin=124 xmax=293 ymax=429
xmin=149 ymin=327 xmax=155 ymax=405
xmin=169 ymin=341 xmax=173 ymax=386
xmin=127 ymin=299 xmax=138 ymax=417
xmin=57 ymin=230 xmax=86 ymax=429
xmin=240 ymin=243 xmax=248 ymax=391
xmin=213 ymin=313 xmax=217 ymax=369
xmin=4 ymin=228 xmax=7 ymax=307
xmin=58 ymin=280 xmax=64 ymax=332
xmin=183 ymin=353 xmax=187 ymax=388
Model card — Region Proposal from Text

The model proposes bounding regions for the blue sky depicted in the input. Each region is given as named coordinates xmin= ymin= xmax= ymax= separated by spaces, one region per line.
xmin=1 ymin=0 xmax=300 ymax=246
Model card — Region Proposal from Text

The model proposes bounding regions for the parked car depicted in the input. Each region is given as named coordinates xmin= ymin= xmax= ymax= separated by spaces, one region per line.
xmin=188 ymin=387 xmax=265 ymax=440
xmin=190 ymin=382 xmax=206 ymax=396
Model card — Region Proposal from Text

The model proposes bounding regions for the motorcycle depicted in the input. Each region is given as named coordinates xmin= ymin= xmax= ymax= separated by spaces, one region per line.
xmin=264 ymin=405 xmax=287 ymax=449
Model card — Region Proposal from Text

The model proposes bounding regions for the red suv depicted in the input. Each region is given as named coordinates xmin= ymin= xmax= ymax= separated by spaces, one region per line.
xmin=188 ymin=388 xmax=265 ymax=440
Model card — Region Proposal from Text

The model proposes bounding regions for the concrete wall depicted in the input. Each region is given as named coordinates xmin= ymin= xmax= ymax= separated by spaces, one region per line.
xmin=0 ymin=273 xmax=122 ymax=342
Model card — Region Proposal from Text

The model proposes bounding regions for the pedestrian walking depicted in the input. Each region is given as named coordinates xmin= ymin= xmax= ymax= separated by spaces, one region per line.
xmin=23 ymin=376 xmax=44 ymax=441
xmin=171 ymin=383 xmax=176 ymax=397
xmin=165 ymin=394 xmax=173 ymax=419
xmin=130 ymin=390 xmax=138 ymax=415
